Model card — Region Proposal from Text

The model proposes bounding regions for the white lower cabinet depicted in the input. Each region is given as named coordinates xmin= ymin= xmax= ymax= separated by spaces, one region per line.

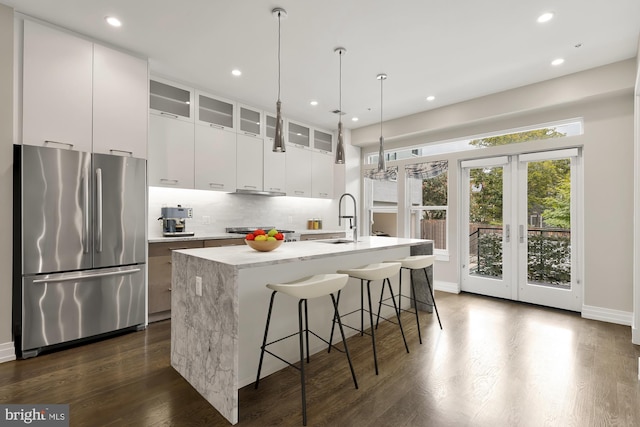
xmin=236 ymin=133 xmax=263 ymax=192
xmin=195 ymin=125 xmax=237 ymax=192
xmin=312 ymin=151 xmax=334 ymax=199
xmin=148 ymin=114 xmax=195 ymax=188
xmin=263 ymin=139 xmax=286 ymax=193
xmin=286 ymin=145 xmax=312 ymax=197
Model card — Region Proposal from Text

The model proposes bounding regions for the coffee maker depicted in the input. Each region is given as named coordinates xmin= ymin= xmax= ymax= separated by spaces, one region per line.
xmin=159 ymin=206 xmax=194 ymax=237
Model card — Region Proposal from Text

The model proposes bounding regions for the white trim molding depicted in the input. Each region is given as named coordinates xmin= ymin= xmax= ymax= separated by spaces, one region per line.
xmin=0 ymin=341 xmax=16 ymax=363
xmin=435 ymin=280 xmax=460 ymax=294
xmin=582 ymin=304 xmax=633 ymax=326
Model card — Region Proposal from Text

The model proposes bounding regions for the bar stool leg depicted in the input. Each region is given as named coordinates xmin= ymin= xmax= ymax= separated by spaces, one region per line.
xmin=424 ymin=267 xmax=443 ymax=330
xmin=304 ymin=299 xmax=310 ymax=363
xmin=409 ymin=268 xmax=423 ymax=344
xmin=255 ymin=290 xmax=277 ymax=389
xmin=386 ymin=278 xmax=409 ymax=353
xmin=330 ymin=293 xmax=359 ymax=390
xmin=360 ymin=279 xmax=365 ymax=336
xmin=365 ymin=280 xmax=379 ymax=375
xmin=375 ymin=269 xmax=403 ymax=329
xmin=298 ymin=299 xmax=307 ymax=425
xmin=327 ymin=290 xmax=341 ymax=353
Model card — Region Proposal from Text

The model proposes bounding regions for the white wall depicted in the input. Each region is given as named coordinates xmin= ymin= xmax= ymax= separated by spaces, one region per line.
xmin=353 ymin=60 xmax=637 ymax=318
xmin=0 ymin=3 xmax=14 ymax=361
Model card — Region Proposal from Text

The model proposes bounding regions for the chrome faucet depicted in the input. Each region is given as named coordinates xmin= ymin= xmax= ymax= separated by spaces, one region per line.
xmin=338 ymin=193 xmax=358 ymax=242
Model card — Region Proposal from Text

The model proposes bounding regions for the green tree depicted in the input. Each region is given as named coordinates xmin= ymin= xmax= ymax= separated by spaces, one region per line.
xmin=467 ymin=128 xmax=569 ymax=226
xmin=421 ymin=172 xmax=447 ymax=219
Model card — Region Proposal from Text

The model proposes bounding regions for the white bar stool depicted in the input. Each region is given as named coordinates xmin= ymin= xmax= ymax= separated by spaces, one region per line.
xmin=255 ymin=273 xmax=358 ymax=426
xmin=329 ymin=262 xmax=408 ymax=375
xmin=376 ymin=254 xmax=442 ymax=344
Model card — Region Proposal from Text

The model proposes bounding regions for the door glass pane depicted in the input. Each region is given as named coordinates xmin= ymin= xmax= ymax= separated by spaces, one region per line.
xmin=468 ymin=166 xmax=503 ymax=278
xmin=526 ymin=159 xmax=571 ymax=288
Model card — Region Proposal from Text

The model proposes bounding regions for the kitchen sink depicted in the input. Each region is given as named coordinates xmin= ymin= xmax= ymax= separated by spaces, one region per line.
xmin=315 ymin=239 xmax=355 ymax=244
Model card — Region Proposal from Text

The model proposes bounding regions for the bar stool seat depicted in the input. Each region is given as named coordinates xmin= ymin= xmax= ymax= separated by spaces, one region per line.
xmin=376 ymin=255 xmax=442 ymax=345
xmin=255 ymin=273 xmax=358 ymax=426
xmin=329 ymin=262 xmax=409 ymax=375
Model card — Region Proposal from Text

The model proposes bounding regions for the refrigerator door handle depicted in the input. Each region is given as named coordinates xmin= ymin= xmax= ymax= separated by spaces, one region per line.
xmin=32 ymin=267 xmax=141 ymax=284
xmin=83 ymin=174 xmax=90 ymax=253
xmin=96 ymin=168 xmax=103 ymax=253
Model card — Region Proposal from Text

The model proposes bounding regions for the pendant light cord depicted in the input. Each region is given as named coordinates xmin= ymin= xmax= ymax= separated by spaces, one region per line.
xmin=380 ymin=77 xmax=383 ymax=138
xmin=277 ymin=11 xmax=281 ymax=102
xmin=339 ymin=50 xmax=342 ymax=123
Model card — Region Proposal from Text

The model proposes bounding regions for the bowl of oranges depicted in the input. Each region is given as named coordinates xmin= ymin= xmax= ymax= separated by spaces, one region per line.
xmin=245 ymin=228 xmax=285 ymax=252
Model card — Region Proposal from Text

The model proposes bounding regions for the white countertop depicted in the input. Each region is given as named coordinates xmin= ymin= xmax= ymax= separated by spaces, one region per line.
xmin=174 ymin=236 xmax=432 ymax=269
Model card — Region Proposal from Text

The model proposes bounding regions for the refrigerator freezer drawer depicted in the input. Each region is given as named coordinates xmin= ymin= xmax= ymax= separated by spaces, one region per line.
xmin=21 ymin=265 xmax=145 ymax=352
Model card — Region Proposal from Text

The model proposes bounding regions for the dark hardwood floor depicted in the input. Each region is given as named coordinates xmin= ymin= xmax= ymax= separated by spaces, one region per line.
xmin=1 ymin=292 xmax=639 ymax=426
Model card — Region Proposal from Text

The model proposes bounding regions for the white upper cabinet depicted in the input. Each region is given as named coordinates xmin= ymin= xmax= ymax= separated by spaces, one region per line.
xmin=237 ymin=104 xmax=263 ymax=137
xmin=287 ymin=120 xmax=311 ymax=148
xmin=148 ymin=114 xmax=194 ymax=188
xmin=196 ymin=91 xmax=235 ymax=131
xmin=312 ymin=151 xmax=334 ymax=199
xmin=22 ymin=20 xmax=93 ymax=152
xmin=23 ymin=20 xmax=149 ymax=157
xmin=195 ymin=125 xmax=236 ymax=192
xmin=263 ymin=114 xmax=286 ymax=194
xmin=286 ymin=144 xmax=312 ymax=197
xmin=150 ymin=78 xmax=193 ymax=122
xmin=236 ymin=133 xmax=263 ymax=192
xmin=93 ymin=44 xmax=148 ymax=158
xmin=313 ymin=129 xmax=333 ymax=153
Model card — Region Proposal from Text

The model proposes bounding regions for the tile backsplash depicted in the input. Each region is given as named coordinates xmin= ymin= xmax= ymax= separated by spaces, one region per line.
xmin=149 ymin=187 xmax=342 ymax=239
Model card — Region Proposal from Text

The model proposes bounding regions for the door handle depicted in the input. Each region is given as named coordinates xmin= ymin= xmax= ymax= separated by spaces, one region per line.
xmin=505 ymin=224 xmax=510 ymax=243
xmin=96 ymin=168 xmax=103 ymax=253
xmin=83 ymin=174 xmax=89 ymax=253
xmin=33 ymin=268 xmax=141 ymax=284
xmin=519 ymin=225 xmax=525 ymax=243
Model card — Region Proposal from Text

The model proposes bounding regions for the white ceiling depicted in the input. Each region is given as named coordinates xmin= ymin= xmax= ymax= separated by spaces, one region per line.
xmin=3 ymin=0 xmax=640 ymax=133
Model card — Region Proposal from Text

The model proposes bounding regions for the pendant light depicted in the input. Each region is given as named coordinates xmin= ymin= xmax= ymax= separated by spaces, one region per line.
xmin=272 ymin=8 xmax=287 ymax=152
xmin=335 ymin=47 xmax=346 ymax=164
xmin=376 ymin=73 xmax=387 ymax=172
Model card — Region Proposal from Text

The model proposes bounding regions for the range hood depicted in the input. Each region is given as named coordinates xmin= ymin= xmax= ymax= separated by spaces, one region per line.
xmin=233 ymin=188 xmax=286 ymax=197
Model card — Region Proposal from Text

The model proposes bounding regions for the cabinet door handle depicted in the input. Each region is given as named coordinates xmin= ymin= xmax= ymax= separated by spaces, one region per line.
xmin=209 ymin=183 xmax=224 ymax=188
xmin=268 ymin=187 xmax=282 ymax=191
xmin=160 ymin=179 xmax=179 ymax=185
xmin=294 ymin=190 xmax=304 ymax=195
xmin=109 ymin=149 xmax=133 ymax=156
xmin=160 ymin=112 xmax=179 ymax=119
xmin=168 ymin=288 xmax=172 ymax=292
xmin=243 ymin=131 xmax=258 ymax=137
xmin=243 ymin=185 xmax=257 ymax=189
xmin=209 ymin=123 xmax=224 ymax=129
xmin=169 ymin=247 xmax=189 ymax=251
xmin=44 ymin=140 xmax=74 ymax=149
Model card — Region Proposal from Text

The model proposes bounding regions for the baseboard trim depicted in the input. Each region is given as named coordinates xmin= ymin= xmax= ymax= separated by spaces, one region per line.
xmin=435 ymin=280 xmax=460 ymax=294
xmin=0 ymin=341 xmax=16 ymax=363
xmin=582 ymin=304 xmax=632 ymax=326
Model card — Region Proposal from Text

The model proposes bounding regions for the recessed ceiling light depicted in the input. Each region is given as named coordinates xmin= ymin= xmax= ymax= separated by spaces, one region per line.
xmin=231 ymin=69 xmax=242 ymax=76
xmin=551 ymin=58 xmax=565 ymax=66
xmin=537 ymin=12 xmax=554 ymax=23
xmin=426 ymin=95 xmax=435 ymax=102
xmin=351 ymin=117 xmax=359 ymax=122
xmin=310 ymin=100 xmax=318 ymax=106
xmin=105 ymin=16 xmax=122 ymax=27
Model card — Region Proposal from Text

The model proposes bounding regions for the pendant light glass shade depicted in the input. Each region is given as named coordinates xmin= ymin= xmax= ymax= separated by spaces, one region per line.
xmin=335 ymin=47 xmax=346 ymax=164
xmin=272 ymin=8 xmax=286 ymax=153
xmin=377 ymin=73 xmax=387 ymax=172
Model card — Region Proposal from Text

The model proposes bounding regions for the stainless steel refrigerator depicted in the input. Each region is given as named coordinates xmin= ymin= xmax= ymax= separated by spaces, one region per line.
xmin=13 ymin=144 xmax=147 ymax=358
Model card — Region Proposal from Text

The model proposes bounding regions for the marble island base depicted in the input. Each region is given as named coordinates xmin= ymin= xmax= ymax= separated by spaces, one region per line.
xmin=170 ymin=236 xmax=433 ymax=424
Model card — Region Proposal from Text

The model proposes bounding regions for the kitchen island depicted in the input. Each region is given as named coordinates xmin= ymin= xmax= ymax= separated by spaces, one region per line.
xmin=171 ymin=236 xmax=432 ymax=424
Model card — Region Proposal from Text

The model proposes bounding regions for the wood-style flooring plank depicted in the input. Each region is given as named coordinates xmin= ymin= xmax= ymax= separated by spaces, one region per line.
xmin=1 ymin=292 xmax=640 ymax=426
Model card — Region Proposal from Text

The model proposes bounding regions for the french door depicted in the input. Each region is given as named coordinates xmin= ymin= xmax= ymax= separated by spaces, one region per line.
xmin=461 ymin=149 xmax=581 ymax=311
